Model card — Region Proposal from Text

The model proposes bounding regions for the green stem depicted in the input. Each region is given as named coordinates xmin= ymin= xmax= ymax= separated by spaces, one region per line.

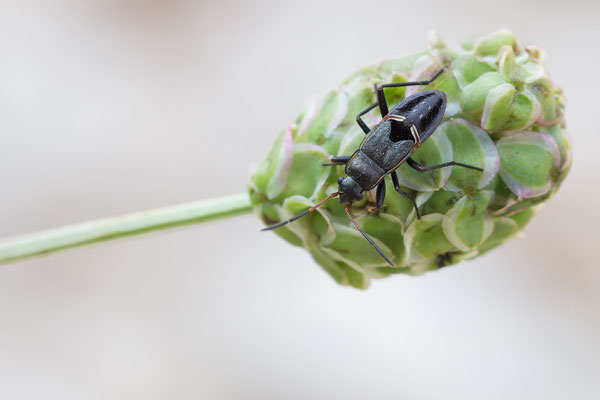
xmin=0 ymin=193 xmax=253 ymax=265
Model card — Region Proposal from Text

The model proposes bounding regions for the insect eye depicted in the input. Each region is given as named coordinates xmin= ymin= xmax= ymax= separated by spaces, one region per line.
xmin=337 ymin=177 xmax=344 ymax=184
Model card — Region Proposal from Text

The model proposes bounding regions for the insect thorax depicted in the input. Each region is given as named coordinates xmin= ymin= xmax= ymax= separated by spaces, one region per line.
xmin=345 ymin=152 xmax=386 ymax=190
xmin=345 ymin=120 xmax=416 ymax=190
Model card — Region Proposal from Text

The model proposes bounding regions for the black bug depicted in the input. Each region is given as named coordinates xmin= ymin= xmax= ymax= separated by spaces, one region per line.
xmin=262 ymin=67 xmax=483 ymax=266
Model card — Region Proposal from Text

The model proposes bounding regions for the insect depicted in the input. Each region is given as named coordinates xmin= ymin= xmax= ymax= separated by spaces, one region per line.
xmin=262 ymin=67 xmax=483 ymax=266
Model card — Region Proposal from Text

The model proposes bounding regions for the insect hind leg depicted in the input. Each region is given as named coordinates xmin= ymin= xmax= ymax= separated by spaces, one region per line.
xmin=375 ymin=66 xmax=447 ymax=118
xmin=406 ymin=157 xmax=483 ymax=172
xmin=355 ymin=101 xmax=378 ymax=134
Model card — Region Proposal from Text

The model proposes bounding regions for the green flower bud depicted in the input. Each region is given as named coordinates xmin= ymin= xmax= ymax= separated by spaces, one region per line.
xmin=248 ymin=29 xmax=571 ymax=288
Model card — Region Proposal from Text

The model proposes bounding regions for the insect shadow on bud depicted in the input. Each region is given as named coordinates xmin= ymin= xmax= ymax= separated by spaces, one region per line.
xmin=262 ymin=67 xmax=483 ymax=266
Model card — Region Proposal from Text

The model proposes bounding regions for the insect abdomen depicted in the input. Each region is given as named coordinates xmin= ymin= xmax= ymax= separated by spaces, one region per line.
xmin=390 ymin=90 xmax=446 ymax=143
xmin=345 ymin=151 xmax=385 ymax=190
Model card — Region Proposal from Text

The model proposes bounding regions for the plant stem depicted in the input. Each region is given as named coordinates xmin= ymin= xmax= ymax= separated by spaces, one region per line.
xmin=0 ymin=193 xmax=253 ymax=265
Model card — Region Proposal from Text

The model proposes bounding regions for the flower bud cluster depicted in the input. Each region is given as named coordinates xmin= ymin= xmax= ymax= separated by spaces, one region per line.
xmin=249 ymin=29 xmax=571 ymax=288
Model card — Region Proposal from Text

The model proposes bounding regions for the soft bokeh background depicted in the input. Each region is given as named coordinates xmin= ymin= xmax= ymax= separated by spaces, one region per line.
xmin=1 ymin=0 xmax=598 ymax=398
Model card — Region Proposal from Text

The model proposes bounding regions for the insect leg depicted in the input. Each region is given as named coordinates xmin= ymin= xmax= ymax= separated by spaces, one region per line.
xmin=356 ymin=101 xmax=378 ymax=134
xmin=375 ymin=67 xmax=447 ymax=118
xmin=344 ymin=203 xmax=394 ymax=266
xmin=391 ymin=171 xmax=421 ymax=219
xmin=375 ymin=180 xmax=386 ymax=210
xmin=406 ymin=157 xmax=483 ymax=172
xmin=322 ymin=155 xmax=351 ymax=167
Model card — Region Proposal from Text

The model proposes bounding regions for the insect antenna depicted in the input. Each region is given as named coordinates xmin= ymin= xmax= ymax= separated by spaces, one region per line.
xmin=344 ymin=204 xmax=394 ymax=267
xmin=261 ymin=192 xmax=339 ymax=231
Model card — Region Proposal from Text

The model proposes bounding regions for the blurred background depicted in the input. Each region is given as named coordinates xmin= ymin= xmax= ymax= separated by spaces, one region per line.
xmin=1 ymin=0 xmax=598 ymax=398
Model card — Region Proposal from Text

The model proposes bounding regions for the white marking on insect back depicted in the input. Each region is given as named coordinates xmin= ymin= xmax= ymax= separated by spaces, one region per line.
xmin=410 ymin=124 xmax=422 ymax=148
xmin=382 ymin=115 xmax=406 ymax=123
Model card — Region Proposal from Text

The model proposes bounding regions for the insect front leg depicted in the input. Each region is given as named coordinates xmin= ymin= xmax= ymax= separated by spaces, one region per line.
xmin=406 ymin=158 xmax=483 ymax=172
xmin=391 ymin=171 xmax=421 ymax=219
xmin=375 ymin=67 xmax=447 ymax=117
xmin=375 ymin=180 xmax=386 ymax=210
xmin=322 ymin=155 xmax=351 ymax=167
